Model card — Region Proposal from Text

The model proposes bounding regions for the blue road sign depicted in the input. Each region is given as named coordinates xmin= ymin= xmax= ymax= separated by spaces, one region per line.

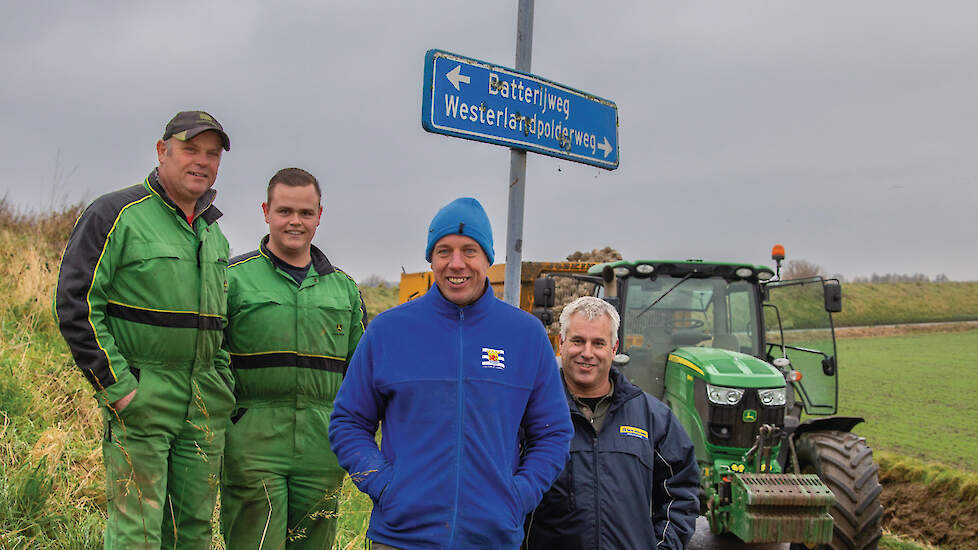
xmin=422 ymin=49 xmax=619 ymax=170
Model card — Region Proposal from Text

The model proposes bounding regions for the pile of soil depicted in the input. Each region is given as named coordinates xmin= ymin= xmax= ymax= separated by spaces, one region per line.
xmin=547 ymin=247 xmax=622 ymax=338
xmin=881 ymin=473 xmax=978 ymax=549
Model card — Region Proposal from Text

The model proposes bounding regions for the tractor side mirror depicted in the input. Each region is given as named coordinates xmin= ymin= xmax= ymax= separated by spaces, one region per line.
xmin=534 ymin=277 xmax=555 ymax=307
xmin=532 ymin=307 xmax=554 ymax=326
xmin=824 ymin=281 xmax=842 ymax=313
xmin=822 ymin=355 xmax=837 ymax=376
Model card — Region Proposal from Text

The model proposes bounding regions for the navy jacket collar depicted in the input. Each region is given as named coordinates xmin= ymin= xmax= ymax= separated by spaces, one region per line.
xmin=564 ymin=366 xmax=643 ymax=414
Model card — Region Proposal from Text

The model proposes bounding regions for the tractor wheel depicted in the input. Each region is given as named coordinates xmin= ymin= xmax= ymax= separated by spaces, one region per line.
xmin=789 ymin=430 xmax=883 ymax=550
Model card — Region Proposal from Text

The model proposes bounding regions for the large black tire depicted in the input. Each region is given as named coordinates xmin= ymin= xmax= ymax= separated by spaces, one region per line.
xmin=789 ymin=431 xmax=883 ymax=550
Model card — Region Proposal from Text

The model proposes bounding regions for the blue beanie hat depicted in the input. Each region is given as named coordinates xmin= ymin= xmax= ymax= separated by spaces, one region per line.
xmin=425 ymin=197 xmax=495 ymax=265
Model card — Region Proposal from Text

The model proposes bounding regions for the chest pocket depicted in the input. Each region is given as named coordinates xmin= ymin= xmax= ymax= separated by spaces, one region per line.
xmin=229 ymin=293 xmax=293 ymax=353
xmin=234 ymin=292 xmax=285 ymax=313
xmin=115 ymin=242 xmax=193 ymax=300
xmin=607 ymin=424 xmax=655 ymax=462
xmin=303 ymin=295 xmax=353 ymax=358
xmin=120 ymin=241 xmax=186 ymax=266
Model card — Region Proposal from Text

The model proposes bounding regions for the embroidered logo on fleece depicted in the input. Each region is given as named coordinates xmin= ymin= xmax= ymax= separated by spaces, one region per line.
xmin=482 ymin=347 xmax=505 ymax=369
xmin=620 ymin=425 xmax=649 ymax=440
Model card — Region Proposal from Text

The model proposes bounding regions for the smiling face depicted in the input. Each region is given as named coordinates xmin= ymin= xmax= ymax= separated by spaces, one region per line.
xmin=155 ymin=130 xmax=223 ymax=216
xmin=262 ymin=183 xmax=322 ymax=265
xmin=560 ymin=312 xmax=618 ymax=398
xmin=430 ymin=234 xmax=489 ymax=306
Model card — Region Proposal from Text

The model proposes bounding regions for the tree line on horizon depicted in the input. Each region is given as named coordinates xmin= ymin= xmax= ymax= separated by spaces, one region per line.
xmin=783 ymin=259 xmax=953 ymax=283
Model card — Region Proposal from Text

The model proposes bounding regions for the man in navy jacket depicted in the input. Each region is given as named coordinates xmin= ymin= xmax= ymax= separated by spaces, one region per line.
xmin=329 ymin=197 xmax=573 ymax=550
xmin=524 ymin=297 xmax=699 ymax=550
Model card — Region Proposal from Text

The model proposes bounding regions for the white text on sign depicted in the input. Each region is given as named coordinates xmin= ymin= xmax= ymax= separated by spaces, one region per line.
xmin=487 ymin=73 xmax=571 ymax=120
xmin=443 ymin=95 xmax=598 ymax=154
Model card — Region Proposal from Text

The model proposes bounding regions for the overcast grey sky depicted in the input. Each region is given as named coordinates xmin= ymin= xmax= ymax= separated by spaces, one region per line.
xmin=2 ymin=1 xmax=976 ymax=282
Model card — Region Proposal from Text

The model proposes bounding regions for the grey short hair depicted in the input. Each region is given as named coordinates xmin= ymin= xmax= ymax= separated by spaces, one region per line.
xmin=559 ymin=296 xmax=620 ymax=346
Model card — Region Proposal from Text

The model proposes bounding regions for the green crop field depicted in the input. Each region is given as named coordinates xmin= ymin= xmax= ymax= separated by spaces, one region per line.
xmin=836 ymin=330 xmax=978 ymax=470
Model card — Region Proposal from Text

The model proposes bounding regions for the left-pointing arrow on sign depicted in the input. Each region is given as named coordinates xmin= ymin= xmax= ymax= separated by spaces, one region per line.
xmin=446 ymin=65 xmax=471 ymax=91
xmin=596 ymin=137 xmax=612 ymax=158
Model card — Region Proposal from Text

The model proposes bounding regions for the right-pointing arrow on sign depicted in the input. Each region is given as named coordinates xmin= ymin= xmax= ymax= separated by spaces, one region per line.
xmin=446 ymin=65 xmax=470 ymax=91
xmin=597 ymin=137 xmax=612 ymax=158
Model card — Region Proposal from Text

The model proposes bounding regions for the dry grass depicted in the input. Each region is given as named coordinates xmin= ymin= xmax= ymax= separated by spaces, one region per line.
xmin=0 ymin=200 xmax=107 ymax=548
xmin=0 ymin=197 xmax=81 ymax=254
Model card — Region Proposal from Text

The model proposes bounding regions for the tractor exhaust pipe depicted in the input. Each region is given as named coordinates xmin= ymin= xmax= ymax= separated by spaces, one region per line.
xmin=602 ymin=265 xmax=617 ymax=298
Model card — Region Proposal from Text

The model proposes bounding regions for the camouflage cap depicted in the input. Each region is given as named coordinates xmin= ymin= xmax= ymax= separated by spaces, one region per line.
xmin=162 ymin=110 xmax=230 ymax=151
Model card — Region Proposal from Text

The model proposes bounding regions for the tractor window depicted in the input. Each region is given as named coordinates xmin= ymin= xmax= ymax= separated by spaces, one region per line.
xmin=619 ymin=276 xmax=763 ymax=397
xmin=764 ymin=277 xmax=838 ymax=415
xmin=620 ymin=276 xmax=763 ymax=395
xmin=724 ymin=281 xmax=759 ymax=356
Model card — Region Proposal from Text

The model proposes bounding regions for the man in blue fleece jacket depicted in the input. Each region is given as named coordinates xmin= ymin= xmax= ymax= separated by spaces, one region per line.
xmin=329 ymin=197 xmax=573 ymax=550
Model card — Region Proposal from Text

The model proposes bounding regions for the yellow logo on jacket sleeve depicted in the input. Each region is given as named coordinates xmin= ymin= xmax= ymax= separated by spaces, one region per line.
xmin=620 ymin=425 xmax=649 ymax=440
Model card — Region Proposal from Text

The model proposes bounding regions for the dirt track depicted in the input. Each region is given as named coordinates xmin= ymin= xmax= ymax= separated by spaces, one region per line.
xmin=835 ymin=320 xmax=978 ymax=339
xmin=688 ymin=516 xmax=787 ymax=549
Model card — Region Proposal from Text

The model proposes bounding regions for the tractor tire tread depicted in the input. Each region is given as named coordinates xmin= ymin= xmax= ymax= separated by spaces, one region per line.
xmin=789 ymin=430 xmax=883 ymax=550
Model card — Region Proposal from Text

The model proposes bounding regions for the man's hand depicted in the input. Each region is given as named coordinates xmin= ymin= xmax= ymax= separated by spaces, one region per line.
xmin=112 ymin=389 xmax=137 ymax=411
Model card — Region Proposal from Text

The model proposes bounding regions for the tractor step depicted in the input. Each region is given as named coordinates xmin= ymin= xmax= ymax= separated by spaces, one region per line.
xmin=729 ymin=473 xmax=835 ymax=544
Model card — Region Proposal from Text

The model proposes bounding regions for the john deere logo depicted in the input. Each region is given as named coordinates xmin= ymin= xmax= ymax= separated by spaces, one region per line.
xmin=743 ymin=409 xmax=757 ymax=423
xmin=336 ymin=323 xmax=344 ymax=334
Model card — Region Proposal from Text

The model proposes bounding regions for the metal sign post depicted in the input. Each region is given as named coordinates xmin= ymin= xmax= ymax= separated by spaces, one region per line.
xmin=504 ymin=0 xmax=533 ymax=306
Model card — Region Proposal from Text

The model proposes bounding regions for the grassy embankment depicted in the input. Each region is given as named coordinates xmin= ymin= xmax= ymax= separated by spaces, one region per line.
xmin=359 ymin=285 xmax=398 ymax=320
xmin=768 ymin=279 xmax=978 ymax=332
xmin=836 ymin=281 xmax=978 ymax=327
xmin=0 ymin=201 xmax=107 ymax=548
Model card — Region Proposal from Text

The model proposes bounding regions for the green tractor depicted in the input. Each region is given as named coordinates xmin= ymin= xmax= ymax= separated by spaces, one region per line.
xmin=533 ymin=248 xmax=883 ymax=548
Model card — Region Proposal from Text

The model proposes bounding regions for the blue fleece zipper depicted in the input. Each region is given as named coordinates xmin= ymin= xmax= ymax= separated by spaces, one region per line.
xmin=448 ymin=306 xmax=465 ymax=547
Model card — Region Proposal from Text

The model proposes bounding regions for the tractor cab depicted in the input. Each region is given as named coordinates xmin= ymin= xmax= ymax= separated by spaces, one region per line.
xmin=591 ymin=260 xmax=841 ymax=422
xmin=606 ymin=261 xmax=770 ymax=399
xmin=585 ymin=257 xmax=853 ymax=544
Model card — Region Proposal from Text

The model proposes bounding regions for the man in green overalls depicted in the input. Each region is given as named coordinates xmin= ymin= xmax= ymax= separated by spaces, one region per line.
xmin=55 ymin=111 xmax=235 ymax=549
xmin=221 ymin=167 xmax=367 ymax=549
